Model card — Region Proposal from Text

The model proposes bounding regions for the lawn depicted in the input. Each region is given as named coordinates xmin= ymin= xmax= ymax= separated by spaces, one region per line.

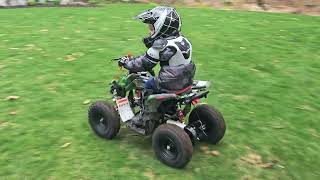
xmin=0 ymin=4 xmax=320 ymax=179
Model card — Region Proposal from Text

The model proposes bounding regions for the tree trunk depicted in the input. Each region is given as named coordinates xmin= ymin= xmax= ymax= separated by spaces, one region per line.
xmin=256 ymin=0 xmax=268 ymax=10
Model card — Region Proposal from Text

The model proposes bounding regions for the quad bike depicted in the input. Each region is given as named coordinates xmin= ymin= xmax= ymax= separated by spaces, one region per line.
xmin=88 ymin=57 xmax=226 ymax=168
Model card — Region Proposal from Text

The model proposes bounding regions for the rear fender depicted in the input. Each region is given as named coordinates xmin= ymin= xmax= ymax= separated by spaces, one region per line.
xmin=192 ymin=80 xmax=211 ymax=89
xmin=166 ymin=120 xmax=186 ymax=129
xmin=166 ymin=120 xmax=197 ymax=144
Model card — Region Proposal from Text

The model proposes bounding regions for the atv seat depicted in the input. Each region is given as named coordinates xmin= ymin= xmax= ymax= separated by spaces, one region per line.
xmin=175 ymin=86 xmax=192 ymax=95
xmin=163 ymin=86 xmax=192 ymax=96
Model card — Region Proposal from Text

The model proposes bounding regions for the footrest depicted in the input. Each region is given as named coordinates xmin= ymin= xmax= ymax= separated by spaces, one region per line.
xmin=127 ymin=121 xmax=146 ymax=135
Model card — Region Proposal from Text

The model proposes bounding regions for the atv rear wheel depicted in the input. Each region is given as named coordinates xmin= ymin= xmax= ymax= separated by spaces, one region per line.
xmin=152 ymin=124 xmax=193 ymax=168
xmin=88 ymin=101 xmax=120 ymax=139
xmin=189 ymin=104 xmax=226 ymax=144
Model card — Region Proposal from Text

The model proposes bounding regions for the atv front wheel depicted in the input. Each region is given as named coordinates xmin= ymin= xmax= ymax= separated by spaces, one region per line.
xmin=189 ymin=104 xmax=226 ymax=144
xmin=152 ymin=124 xmax=193 ymax=168
xmin=88 ymin=101 xmax=120 ymax=139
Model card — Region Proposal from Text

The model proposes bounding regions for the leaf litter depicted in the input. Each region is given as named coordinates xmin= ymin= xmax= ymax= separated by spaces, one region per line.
xmin=211 ymin=150 xmax=220 ymax=156
xmin=200 ymin=145 xmax=220 ymax=156
xmin=9 ymin=111 xmax=17 ymax=116
xmin=240 ymin=153 xmax=280 ymax=169
xmin=0 ymin=121 xmax=19 ymax=128
xmin=64 ymin=55 xmax=76 ymax=61
xmin=83 ymin=99 xmax=91 ymax=105
xmin=0 ymin=64 xmax=5 ymax=69
xmin=64 ymin=52 xmax=85 ymax=62
xmin=5 ymin=96 xmax=20 ymax=101
xmin=60 ymin=142 xmax=72 ymax=148
xmin=39 ymin=29 xmax=49 ymax=32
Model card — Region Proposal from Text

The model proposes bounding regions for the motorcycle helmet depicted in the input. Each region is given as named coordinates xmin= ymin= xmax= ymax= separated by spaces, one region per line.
xmin=134 ymin=6 xmax=182 ymax=48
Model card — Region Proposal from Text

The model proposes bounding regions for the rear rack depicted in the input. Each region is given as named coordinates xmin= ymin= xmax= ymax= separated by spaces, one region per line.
xmin=178 ymin=90 xmax=209 ymax=104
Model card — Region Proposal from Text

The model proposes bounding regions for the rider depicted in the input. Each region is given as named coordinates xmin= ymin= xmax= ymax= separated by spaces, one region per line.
xmin=119 ymin=6 xmax=196 ymax=93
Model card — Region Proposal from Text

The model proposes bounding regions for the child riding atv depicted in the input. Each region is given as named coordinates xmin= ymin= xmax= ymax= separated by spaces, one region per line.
xmin=118 ymin=6 xmax=196 ymax=93
xmin=87 ymin=6 xmax=225 ymax=168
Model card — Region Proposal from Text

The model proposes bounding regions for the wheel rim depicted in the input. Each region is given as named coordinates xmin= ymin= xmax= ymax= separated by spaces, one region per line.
xmin=159 ymin=136 xmax=178 ymax=160
xmin=92 ymin=113 xmax=109 ymax=134
xmin=191 ymin=109 xmax=213 ymax=138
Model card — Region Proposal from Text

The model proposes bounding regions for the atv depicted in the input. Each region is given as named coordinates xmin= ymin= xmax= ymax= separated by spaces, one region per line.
xmin=88 ymin=57 xmax=226 ymax=168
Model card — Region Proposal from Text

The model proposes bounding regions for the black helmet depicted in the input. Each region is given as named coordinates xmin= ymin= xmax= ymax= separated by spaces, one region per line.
xmin=134 ymin=6 xmax=181 ymax=48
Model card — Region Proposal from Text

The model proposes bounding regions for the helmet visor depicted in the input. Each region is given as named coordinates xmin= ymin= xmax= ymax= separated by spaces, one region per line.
xmin=134 ymin=10 xmax=157 ymax=24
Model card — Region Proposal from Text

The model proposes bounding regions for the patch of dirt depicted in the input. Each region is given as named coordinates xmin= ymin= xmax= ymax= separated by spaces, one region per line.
xmin=64 ymin=55 xmax=76 ymax=61
xmin=64 ymin=52 xmax=85 ymax=62
xmin=0 ymin=63 xmax=5 ymax=69
xmin=0 ymin=121 xmax=19 ymax=128
xmin=294 ymin=105 xmax=317 ymax=112
xmin=242 ymin=3 xmax=319 ymax=16
xmin=241 ymin=175 xmax=252 ymax=180
xmin=232 ymin=95 xmax=250 ymax=102
xmin=47 ymin=85 xmax=58 ymax=93
xmin=9 ymin=111 xmax=17 ymax=116
xmin=142 ymin=0 xmax=320 ymax=16
xmin=143 ymin=168 xmax=155 ymax=180
xmin=308 ymin=128 xmax=320 ymax=138
xmin=128 ymin=152 xmax=138 ymax=160
xmin=0 ymin=4 xmax=97 ymax=9
xmin=0 ymin=121 xmax=8 ymax=128
xmin=22 ymin=44 xmax=41 ymax=51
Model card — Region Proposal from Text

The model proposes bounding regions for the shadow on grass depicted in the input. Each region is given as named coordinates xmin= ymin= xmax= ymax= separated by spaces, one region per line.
xmin=115 ymin=126 xmax=153 ymax=152
xmin=115 ymin=125 xmax=228 ymax=156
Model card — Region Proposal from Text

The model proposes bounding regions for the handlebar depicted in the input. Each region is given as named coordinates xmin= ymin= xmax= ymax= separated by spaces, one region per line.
xmin=112 ymin=52 xmax=132 ymax=62
xmin=111 ymin=56 xmax=156 ymax=77
xmin=111 ymin=57 xmax=122 ymax=61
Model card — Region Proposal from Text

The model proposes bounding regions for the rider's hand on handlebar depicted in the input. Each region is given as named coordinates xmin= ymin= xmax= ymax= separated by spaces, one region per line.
xmin=118 ymin=56 xmax=130 ymax=67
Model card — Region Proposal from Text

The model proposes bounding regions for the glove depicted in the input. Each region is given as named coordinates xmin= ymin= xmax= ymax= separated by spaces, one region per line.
xmin=118 ymin=56 xmax=130 ymax=67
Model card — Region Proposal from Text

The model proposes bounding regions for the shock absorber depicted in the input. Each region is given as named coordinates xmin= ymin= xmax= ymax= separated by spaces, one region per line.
xmin=177 ymin=109 xmax=184 ymax=122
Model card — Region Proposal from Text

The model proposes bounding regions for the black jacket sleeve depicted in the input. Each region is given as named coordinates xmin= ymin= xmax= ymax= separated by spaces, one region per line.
xmin=123 ymin=53 xmax=159 ymax=73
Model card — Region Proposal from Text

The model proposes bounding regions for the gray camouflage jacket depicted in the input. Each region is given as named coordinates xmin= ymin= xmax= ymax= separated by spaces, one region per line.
xmin=123 ymin=36 xmax=196 ymax=92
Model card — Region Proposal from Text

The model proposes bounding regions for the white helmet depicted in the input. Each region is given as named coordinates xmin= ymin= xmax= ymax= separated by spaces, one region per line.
xmin=134 ymin=6 xmax=182 ymax=48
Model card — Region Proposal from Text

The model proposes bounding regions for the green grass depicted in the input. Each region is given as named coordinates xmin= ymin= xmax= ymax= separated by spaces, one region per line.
xmin=1 ymin=4 xmax=320 ymax=179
